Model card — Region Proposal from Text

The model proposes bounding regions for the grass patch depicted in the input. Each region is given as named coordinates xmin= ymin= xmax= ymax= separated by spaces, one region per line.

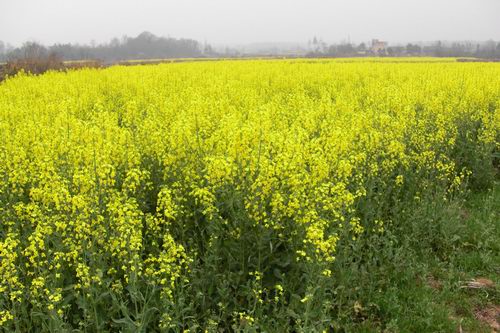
xmin=332 ymin=182 xmax=499 ymax=332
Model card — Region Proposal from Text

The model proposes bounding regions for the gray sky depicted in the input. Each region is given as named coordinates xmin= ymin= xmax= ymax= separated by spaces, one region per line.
xmin=1 ymin=0 xmax=499 ymax=46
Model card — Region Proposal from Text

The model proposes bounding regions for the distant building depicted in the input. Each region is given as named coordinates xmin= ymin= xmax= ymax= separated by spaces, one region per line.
xmin=371 ymin=39 xmax=387 ymax=54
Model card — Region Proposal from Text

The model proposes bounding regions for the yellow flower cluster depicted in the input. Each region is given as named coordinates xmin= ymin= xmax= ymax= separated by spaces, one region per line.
xmin=0 ymin=59 xmax=498 ymax=328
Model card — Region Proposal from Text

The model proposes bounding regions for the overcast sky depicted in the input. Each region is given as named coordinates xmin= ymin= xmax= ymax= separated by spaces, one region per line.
xmin=1 ymin=0 xmax=499 ymax=46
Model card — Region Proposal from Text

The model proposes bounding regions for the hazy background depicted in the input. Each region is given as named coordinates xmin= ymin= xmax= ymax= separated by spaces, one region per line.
xmin=1 ymin=0 xmax=499 ymax=47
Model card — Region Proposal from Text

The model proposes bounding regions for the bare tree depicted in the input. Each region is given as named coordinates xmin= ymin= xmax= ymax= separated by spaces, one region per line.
xmin=0 ymin=41 xmax=5 ymax=59
xmin=22 ymin=41 xmax=47 ymax=59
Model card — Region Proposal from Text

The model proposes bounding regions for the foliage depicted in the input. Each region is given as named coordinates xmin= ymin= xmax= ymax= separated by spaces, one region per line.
xmin=0 ymin=59 xmax=498 ymax=331
xmin=3 ymin=32 xmax=210 ymax=63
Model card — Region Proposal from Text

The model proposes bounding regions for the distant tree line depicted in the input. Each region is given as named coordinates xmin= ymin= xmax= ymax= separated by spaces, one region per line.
xmin=0 ymin=31 xmax=216 ymax=63
xmin=306 ymin=40 xmax=500 ymax=59
xmin=2 ymin=34 xmax=500 ymax=63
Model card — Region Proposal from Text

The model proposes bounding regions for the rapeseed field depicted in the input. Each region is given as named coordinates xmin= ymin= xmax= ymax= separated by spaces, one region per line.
xmin=0 ymin=59 xmax=498 ymax=331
